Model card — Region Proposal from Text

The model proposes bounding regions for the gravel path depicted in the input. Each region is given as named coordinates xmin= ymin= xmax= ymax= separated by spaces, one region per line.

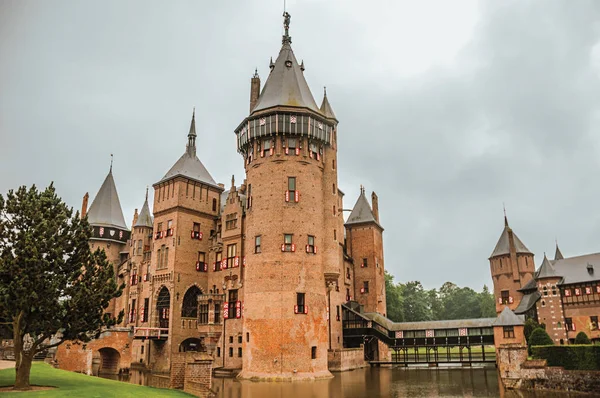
xmin=0 ymin=360 xmax=15 ymax=370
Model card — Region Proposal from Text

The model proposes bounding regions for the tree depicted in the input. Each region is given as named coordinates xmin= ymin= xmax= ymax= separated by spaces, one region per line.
xmin=478 ymin=285 xmax=496 ymax=318
xmin=401 ymin=281 xmax=432 ymax=322
xmin=0 ymin=184 xmax=124 ymax=390
xmin=524 ymin=318 xmax=541 ymax=344
xmin=529 ymin=327 xmax=554 ymax=347
xmin=574 ymin=331 xmax=591 ymax=345
xmin=385 ymin=271 xmax=404 ymax=322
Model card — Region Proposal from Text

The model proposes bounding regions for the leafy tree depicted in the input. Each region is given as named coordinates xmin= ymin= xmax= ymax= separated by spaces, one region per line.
xmin=479 ymin=285 xmax=496 ymax=318
xmin=524 ymin=318 xmax=541 ymax=344
xmin=529 ymin=327 xmax=554 ymax=347
xmin=385 ymin=271 xmax=404 ymax=322
xmin=0 ymin=184 xmax=124 ymax=390
xmin=574 ymin=331 xmax=591 ymax=345
xmin=401 ymin=281 xmax=432 ymax=322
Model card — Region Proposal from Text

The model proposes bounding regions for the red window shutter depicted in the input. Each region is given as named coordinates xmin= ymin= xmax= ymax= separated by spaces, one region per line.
xmin=314 ymin=246 xmax=317 ymax=254
xmin=196 ymin=262 xmax=200 ymax=271
xmin=285 ymin=190 xmax=290 ymax=202
xmin=199 ymin=231 xmax=203 ymax=240
xmin=304 ymin=305 xmax=308 ymax=314
xmin=360 ymin=287 xmax=365 ymax=294
xmin=295 ymin=147 xmax=300 ymax=155
xmin=221 ymin=259 xmax=227 ymax=269
xmin=243 ymin=257 xmax=246 ymax=267
xmin=236 ymin=301 xmax=242 ymax=318
xmin=191 ymin=231 xmax=195 ymax=238
xmin=508 ymin=296 xmax=514 ymax=304
xmin=317 ymin=152 xmax=320 ymax=161
xmin=224 ymin=302 xmax=229 ymax=319
xmin=281 ymin=244 xmax=285 ymax=252
xmin=294 ymin=305 xmax=298 ymax=314
xmin=326 ymin=307 xmax=329 ymax=320
xmin=306 ymin=245 xmax=309 ymax=253
xmin=295 ymin=191 xmax=299 ymax=202
xmin=270 ymin=148 xmax=274 ymax=156
xmin=234 ymin=256 xmax=239 ymax=267
xmin=260 ymin=151 xmax=264 ymax=158
xmin=285 ymin=147 xmax=289 ymax=155
xmin=573 ymin=323 xmax=576 ymax=331
xmin=213 ymin=262 xmax=217 ymax=272
xmin=291 ymin=243 xmax=296 ymax=252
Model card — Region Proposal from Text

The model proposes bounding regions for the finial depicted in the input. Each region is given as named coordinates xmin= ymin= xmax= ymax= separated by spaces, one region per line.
xmin=187 ymin=109 xmax=197 ymax=156
xmin=300 ymin=60 xmax=305 ymax=71
xmin=503 ymin=203 xmax=508 ymax=227
xmin=269 ymin=57 xmax=275 ymax=70
xmin=253 ymin=68 xmax=259 ymax=78
xmin=282 ymin=11 xmax=292 ymax=44
xmin=360 ymin=185 xmax=365 ymax=195
xmin=324 ymin=86 xmax=327 ymax=97
xmin=231 ymin=174 xmax=235 ymax=187
xmin=110 ymin=154 xmax=113 ymax=172
xmin=145 ymin=186 xmax=149 ymax=201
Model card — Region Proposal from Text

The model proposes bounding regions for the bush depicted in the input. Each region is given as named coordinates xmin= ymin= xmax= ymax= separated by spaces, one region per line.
xmin=529 ymin=327 xmax=554 ymax=347
xmin=524 ymin=318 xmax=541 ymax=343
xmin=531 ymin=345 xmax=600 ymax=370
xmin=574 ymin=331 xmax=591 ymax=345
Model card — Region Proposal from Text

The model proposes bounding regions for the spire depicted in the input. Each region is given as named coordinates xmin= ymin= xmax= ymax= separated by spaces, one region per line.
xmin=490 ymin=214 xmax=532 ymax=258
xmin=320 ymin=86 xmax=337 ymax=120
xmin=345 ymin=186 xmax=383 ymax=229
xmin=503 ymin=204 xmax=508 ymax=227
xmin=134 ymin=187 xmax=153 ymax=228
xmin=537 ymin=253 xmax=557 ymax=279
xmin=87 ymin=166 xmax=128 ymax=230
xmin=554 ymin=240 xmax=564 ymax=260
xmin=187 ymin=108 xmax=197 ymax=157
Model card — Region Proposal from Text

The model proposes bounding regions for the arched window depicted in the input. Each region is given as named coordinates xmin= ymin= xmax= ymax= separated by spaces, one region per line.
xmin=541 ymin=300 xmax=546 ymax=307
xmin=156 ymin=286 xmax=170 ymax=329
xmin=164 ymin=247 xmax=169 ymax=268
xmin=182 ymin=285 xmax=202 ymax=318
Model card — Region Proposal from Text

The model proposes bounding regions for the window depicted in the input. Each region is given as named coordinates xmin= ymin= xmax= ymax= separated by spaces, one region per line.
xmin=283 ymin=234 xmax=295 ymax=252
xmin=311 ymin=346 xmax=317 ymax=359
xmin=192 ymin=222 xmax=201 ymax=239
xmin=143 ymin=298 xmax=149 ymax=322
xmin=503 ymin=326 xmax=515 ymax=338
xmin=247 ymin=184 xmax=252 ymax=208
xmin=229 ymin=347 xmax=233 ymax=357
xmin=214 ymin=251 xmax=223 ymax=271
xmin=336 ymin=305 xmax=340 ymax=321
xmin=543 ymin=286 xmax=548 ymax=297
xmin=228 ymin=290 xmax=238 ymax=319
xmin=261 ymin=139 xmax=272 ymax=157
xmin=217 ymin=347 xmax=221 ymax=357
xmin=182 ymin=286 xmax=201 ymax=318
xmin=238 ymin=335 xmax=242 ymax=344
xmin=307 ymin=235 xmax=315 ymax=253
xmin=286 ymin=177 xmax=298 ymax=203
xmin=501 ymin=290 xmax=510 ymax=305
xmin=591 ymin=316 xmax=598 ymax=330
xmin=541 ymin=300 xmax=546 ymax=307
xmin=227 ymin=244 xmax=237 ymax=268
xmin=196 ymin=252 xmax=206 ymax=272
xmin=157 ymin=245 xmax=167 ymax=269
xmin=229 ymin=336 xmax=233 ymax=344
xmin=212 ymin=198 xmax=217 ymax=212
xmin=214 ymin=303 xmax=221 ymax=324
xmin=333 ymin=229 xmax=337 ymax=241
xmin=332 ymin=159 xmax=336 ymax=169
xmin=362 ymin=258 xmax=368 ymax=268
xmin=346 ymin=267 xmax=351 ymax=279
xmin=199 ymin=304 xmax=209 ymax=324
xmin=346 ymin=288 xmax=351 ymax=301
xmin=332 ymin=184 xmax=336 ymax=195
xmin=226 ymin=213 xmax=237 ymax=230
xmin=164 ymin=247 xmax=169 ymax=268
xmin=310 ymin=142 xmax=318 ymax=159
xmin=238 ymin=347 xmax=242 ymax=357
xmin=285 ymin=138 xmax=298 ymax=155
xmin=246 ymin=333 xmax=250 ymax=342
xmin=565 ymin=318 xmax=575 ymax=331
xmin=552 ymin=286 xmax=557 ymax=296
xmin=255 ymin=236 xmax=261 ymax=253
xmin=167 ymin=220 xmax=173 ymax=237
xmin=295 ymin=293 xmax=306 ymax=314
xmin=362 ymin=281 xmax=369 ymax=294
xmin=137 ymin=240 xmax=142 ymax=255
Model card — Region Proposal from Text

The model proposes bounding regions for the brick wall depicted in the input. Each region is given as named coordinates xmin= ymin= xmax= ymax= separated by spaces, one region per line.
xmin=327 ymin=347 xmax=367 ymax=371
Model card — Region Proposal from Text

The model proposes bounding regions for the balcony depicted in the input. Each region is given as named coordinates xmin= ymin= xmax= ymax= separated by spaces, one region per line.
xmin=133 ymin=327 xmax=169 ymax=340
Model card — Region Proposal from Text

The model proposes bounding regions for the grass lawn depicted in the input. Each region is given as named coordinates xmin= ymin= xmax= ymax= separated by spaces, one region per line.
xmin=0 ymin=362 xmax=191 ymax=397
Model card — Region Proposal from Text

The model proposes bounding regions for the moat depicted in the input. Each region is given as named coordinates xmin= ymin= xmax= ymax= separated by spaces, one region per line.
xmin=103 ymin=367 xmax=587 ymax=397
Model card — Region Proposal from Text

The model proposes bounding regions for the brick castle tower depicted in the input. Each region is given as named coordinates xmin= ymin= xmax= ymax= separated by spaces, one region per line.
xmin=489 ymin=213 xmax=535 ymax=314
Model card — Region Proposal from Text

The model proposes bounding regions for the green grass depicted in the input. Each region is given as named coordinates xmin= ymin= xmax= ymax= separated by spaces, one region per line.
xmin=0 ymin=362 xmax=191 ymax=397
xmin=399 ymin=346 xmax=496 ymax=355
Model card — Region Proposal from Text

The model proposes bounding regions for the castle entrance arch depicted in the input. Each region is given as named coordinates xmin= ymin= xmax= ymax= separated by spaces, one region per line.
xmin=156 ymin=286 xmax=170 ymax=329
xmin=179 ymin=338 xmax=205 ymax=352
xmin=98 ymin=347 xmax=120 ymax=375
xmin=181 ymin=285 xmax=202 ymax=318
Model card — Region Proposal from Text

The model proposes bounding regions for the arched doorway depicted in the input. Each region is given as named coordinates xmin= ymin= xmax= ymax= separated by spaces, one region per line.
xmin=179 ymin=338 xmax=205 ymax=352
xmin=156 ymin=286 xmax=170 ymax=329
xmin=98 ymin=347 xmax=120 ymax=375
xmin=181 ymin=285 xmax=202 ymax=318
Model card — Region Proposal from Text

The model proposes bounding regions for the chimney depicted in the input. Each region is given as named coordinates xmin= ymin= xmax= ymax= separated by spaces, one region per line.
xmin=81 ymin=192 xmax=89 ymax=219
xmin=250 ymin=69 xmax=261 ymax=112
xmin=132 ymin=208 xmax=139 ymax=227
xmin=371 ymin=191 xmax=379 ymax=223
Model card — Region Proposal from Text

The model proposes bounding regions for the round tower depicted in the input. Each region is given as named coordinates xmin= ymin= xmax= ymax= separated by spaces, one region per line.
xmin=489 ymin=214 xmax=535 ymax=314
xmin=235 ymin=13 xmax=336 ymax=380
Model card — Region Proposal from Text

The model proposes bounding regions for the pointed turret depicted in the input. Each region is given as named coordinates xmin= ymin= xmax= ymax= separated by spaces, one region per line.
xmin=87 ymin=166 xmax=128 ymax=230
xmin=537 ymin=253 xmax=557 ymax=279
xmin=554 ymin=242 xmax=564 ymax=260
xmin=251 ymin=13 xmax=320 ymax=114
xmin=159 ymin=110 xmax=219 ymax=188
xmin=319 ymin=87 xmax=337 ymax=121
xmin=490 ymin=215 xmax=531 ymax=258
xmin=134 ymin=188 xmax=153 ymax=228
xmin=345 ymin=186 xmax=383 ymax=230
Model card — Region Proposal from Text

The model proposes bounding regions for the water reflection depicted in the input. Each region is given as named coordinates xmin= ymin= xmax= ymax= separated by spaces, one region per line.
xmin=100 ymin=367 xmax=586 ymax=397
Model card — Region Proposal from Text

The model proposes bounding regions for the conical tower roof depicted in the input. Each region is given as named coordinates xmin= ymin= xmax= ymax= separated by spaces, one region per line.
xmin=536 ymin=254 xmax=558 ymax=279
xmin=345 ymin=187 xmax=382 ymax=229
xmin=251 ymin=14 xmax=320 ymax=114
xmin=493 ymin=306 xmax=524 ymax=327
xmin=134 ymin=188 xmax=153 ymax=228
xmin=319 ymin=87 xmax=337 ymax=120
xmin=158 ymin=110 xmax=219 ymax=189
xmin=490 ymin=216 xmax=532 ymax=258
xmin=87 ymin=167 xmax=128 ymax=230
xmin=554 ymin=243 xmax=564 ymax=260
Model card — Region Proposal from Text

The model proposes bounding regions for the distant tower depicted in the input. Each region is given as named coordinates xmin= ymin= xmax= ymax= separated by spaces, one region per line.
xmin=489 ymin=213 xmax=535 ymax=314
xmin=234 ymin=13 xmax=338 ymax=380
xmin=85 ymin=162 xmax=130 ymax=317
xmin=345 ymin=188 xmax=386 ymax=315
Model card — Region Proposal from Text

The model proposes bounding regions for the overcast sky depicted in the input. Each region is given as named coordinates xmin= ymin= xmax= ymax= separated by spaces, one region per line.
xmin=2 ymin=0 xmax=600 ymax=291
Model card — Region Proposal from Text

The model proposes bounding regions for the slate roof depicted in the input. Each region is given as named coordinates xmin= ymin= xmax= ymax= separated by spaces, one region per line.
xmin=492 ymin=306 xmax=525 ymax=327
xmin=345 ymin=191 xmax=382 ymax=229
xmin=134 ymin=190 xmax=153 ymax=228
xmin=550 ymin=253 xmax=600 ymax=285
xmin=158 ymin=112 xmax=220 ymax=189
xmin=362 ymin=312 xmax=496 ymax=331
xmin=87 ymin=169 xmax=128 ymax=230
xmin=513 ymin=291 xmax=541 ymax=314
xmin=319 ymin=89 xmax=337 ymax=120
xmin=518 ymin=278 xmax=537 ymax=292
xmin=554 ymin=244 xmax=564 ymax=260
xmin=251 ymin=39 xmax=320 ymax=114
xmin=537 ymin=254 xmax=558 ymax=279
xmin=490 ymin=225 xmax=532 ymax=258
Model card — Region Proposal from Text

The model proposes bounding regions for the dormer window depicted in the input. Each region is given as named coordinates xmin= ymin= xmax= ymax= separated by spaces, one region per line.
xmin=285 ymin=60 xmax=292 ymax=68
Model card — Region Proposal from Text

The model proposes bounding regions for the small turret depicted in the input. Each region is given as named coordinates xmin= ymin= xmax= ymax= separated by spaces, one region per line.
xmin=250 ymin=69 xmax=260 ymax=112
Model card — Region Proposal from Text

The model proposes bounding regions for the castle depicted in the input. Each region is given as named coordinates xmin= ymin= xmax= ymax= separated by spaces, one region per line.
xmin=488 ymin=214 xmax=600 ymax=344
xmin=55 ymin=14 xmax=388 ymax=380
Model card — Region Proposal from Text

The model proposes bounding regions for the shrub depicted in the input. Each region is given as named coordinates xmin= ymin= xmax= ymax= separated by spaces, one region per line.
xmin=574 ymin=331 xmax=591 ymax=345
xmin=529 ymin=327 xmax=554 ymax=347
xmin=531 ymin=345 xmax=600 ymax=370
xmin=524 ymin=318 xmax=541 ymax=343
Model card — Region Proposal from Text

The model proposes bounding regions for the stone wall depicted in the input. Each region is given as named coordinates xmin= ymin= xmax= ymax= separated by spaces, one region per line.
xmin=183 ymin=352 xmax=214 ymax=398
xmin=519 ymin=360 xmax=600 ymax=394
xmin=327 ymin=347 xmax=367 ymax=372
